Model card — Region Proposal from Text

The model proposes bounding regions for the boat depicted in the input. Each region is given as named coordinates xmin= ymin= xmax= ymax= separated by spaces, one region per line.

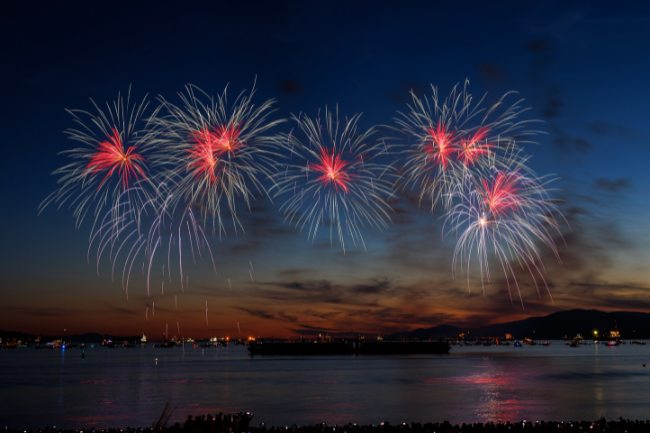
xmin=46 ymin=340 xmax=63 ymax=349
xmin=602 ymin=324 xmax=622 ymax=346
xmin=101 ymin=338 xmax=119 ymax=348
xmin=248 ymin=338 xmax=450 ymax=356
xmin=210 ymin=337 xmax=229 ymax=346
xmin=154 ymin=341 xmax=175 ymax=348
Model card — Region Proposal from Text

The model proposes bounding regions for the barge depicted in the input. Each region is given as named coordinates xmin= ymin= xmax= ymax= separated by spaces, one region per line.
xmin=247 ymin=337 xmax=450 ymax=356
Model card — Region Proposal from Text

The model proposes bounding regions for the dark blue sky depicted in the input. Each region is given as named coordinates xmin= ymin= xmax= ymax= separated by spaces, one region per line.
xmin=2 ymin=1 xmax=650 ymax=338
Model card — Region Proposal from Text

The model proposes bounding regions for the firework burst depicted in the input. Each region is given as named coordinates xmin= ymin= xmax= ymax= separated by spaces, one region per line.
xmin=272 ymin=107 xmax=396 ymax=253
xmin=443 ymin=162 xmax=567 ymax=308
xmin=392 ymin=80 xmax=541 ymax=210
xmin=148 ymin=82 xmax=284 ymax=236
xmin=84 ymin=82 xmax=282 ymax=303
xmin=39 ymin=87 xmax=157 ymax=234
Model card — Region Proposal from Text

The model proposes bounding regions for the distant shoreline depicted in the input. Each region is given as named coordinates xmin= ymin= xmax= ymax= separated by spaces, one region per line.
xmin=4 ymin=308 xmax=650 ymax=341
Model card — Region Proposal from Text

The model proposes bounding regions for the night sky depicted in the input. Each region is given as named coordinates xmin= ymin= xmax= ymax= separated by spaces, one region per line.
xmin=2 ymin=1 xmax=650 ymax=339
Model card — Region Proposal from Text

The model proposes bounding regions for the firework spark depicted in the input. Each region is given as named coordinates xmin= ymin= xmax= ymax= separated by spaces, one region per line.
xmin=39 ymin=87 xmax=158 ymax=235
xmin=80 ymin=82 xmax=282 ymax=305
xmin=42 ymin=81 xmax=568 ymax=316
xmin=272 ymin=107 xmax=396 ymax=253
xmin=85 ymin=183 xmax=220 ymax=306
xmin=393 ymin=80 xmax=541 ymax=210
xmin=148 ymin=81 xmax=284 ymax=236
xmin=444 ymin=166 xmax=566 ymax=307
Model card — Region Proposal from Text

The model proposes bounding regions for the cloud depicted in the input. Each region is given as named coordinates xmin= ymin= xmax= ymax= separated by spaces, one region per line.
xmin=0 ymin=305 xmax=79 ymax=318
xmin=235 ymin=307 xmax=281 ymax=321
xmin=298 ymin=309 xmax=342 ymax=321
xmin=277 ymin=311 xmax=299 ymax=323
xmin=289 ymin=325 xmax=338 ymax=335
xmin=594 ymin=178 xmax=630 ymax=192
xmin=277 ymin=268 xmax=315 ymax=277
xmin=276 ymin=79 xmax=303 ymax=95
xmin=541 ymin=87 xmax=565 ymax=119
xmin=272 ymin=279 xmax=335 ymax=293
xmin=349 ymin=277 xmax=391 ymax=295
xmin=553 ymin=136 xmax=592 ymax=153
xmin=591 ymin=120 xmax=627 ymax=136
xmin=252 ymin=276 xmax=428 ymax=312
xmin=223 ymin=200 xmax=295 ymax=253
xmin=385 ymin=91 xmax=408 ymax=105
xmin=525 ymin=39 xmax=550 ymax=52
xmin=103 ymin=303 xmax=138 ymax=316
xmin=384 ymin=82 xmax=428 ymax=104
xmin=477 ymin=62 xmax=509 ymax=86
xmin=567 ymin=281 xmax=650 ymax=311
xmin=235 ymin=307 xmax=331 ymax=326
xmin=351 ymin=307 xmax=463 ymax=328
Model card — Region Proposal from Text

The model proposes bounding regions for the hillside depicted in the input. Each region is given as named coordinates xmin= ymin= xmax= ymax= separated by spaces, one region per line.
xmin=388 ymin=310 xmax=650 ymax=340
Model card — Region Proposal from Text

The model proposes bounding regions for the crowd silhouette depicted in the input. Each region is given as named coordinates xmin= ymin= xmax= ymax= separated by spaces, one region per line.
xmin=4 ymin=412 xmax=650 ymax=433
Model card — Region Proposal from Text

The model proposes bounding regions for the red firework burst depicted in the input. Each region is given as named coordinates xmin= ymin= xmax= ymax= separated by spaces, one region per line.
xmin=187 ymin=129 xmax=221 ymax=182
xmin=212 ymin=125 xmax=243 ymax=156
xmin=311 ymin=148 xmax=353 ymax=193
xmin=187 ymin=126 xmax=243 ymax=182
xmin=458 ymin=127 xmax=491 ymax=167
xmin=425 ymin=122 xmax=456 ymax=170
xmin=480 ymin=171 xmax=524 ymax=217
xmin=86 ymin=128 xmax=146 ymax=190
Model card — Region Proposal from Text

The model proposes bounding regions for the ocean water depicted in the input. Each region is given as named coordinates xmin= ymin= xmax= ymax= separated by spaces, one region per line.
xmin=1 ymin=342 xmax=649 ymax=429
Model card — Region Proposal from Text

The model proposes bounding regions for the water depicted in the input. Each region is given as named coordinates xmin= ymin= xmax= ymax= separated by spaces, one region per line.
xmin=1 ymin=343 xmax=649 ymax=429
